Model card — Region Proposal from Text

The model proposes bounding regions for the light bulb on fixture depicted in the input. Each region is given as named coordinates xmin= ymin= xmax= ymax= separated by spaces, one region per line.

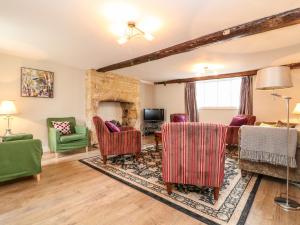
xmin=192 ymin=63 xmax=224 ymax=75
xmin=117 ymin=36 xmax=128 ymax=45
xmin=144 ymin=33 xmax=154 ymax=41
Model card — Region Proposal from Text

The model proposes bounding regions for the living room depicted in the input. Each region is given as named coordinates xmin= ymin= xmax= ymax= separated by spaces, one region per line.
xmin=0 ymin=1 xmax=300 ymax=225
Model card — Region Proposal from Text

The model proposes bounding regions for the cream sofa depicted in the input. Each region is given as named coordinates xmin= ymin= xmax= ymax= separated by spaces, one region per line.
xmin=239 ymin=122 xmax=300 ymax=182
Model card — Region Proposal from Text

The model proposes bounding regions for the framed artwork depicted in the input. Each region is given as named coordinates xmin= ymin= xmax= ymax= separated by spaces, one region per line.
xmin=21 ymin=67 xmax=54 ymax=98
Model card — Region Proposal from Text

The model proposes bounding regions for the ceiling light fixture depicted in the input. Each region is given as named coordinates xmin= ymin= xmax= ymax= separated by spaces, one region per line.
xmin=192 ymin=63 xmax=224 ymax=75
xmin=117 ymin=21 xmax=154 ymax=45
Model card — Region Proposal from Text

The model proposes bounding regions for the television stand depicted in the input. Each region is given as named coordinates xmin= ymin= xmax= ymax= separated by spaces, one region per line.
xmin=143 ymin=121 xmax=163 ymax=136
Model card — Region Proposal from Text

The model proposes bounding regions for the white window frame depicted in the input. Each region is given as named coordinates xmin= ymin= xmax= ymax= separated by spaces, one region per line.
xmin=196 ymin=77 xmax=241 ymax=110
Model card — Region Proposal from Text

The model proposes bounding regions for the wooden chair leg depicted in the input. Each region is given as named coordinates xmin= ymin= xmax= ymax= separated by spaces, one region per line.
xmin=241 ymin=170 xmax=247 ymax=177
xmin=85 ymin=146 xmax=89 ymax=153
xmin=35 ymin=173 xmax=41 ymax=183
xmin=214 ymin=187 xmax=220 ymax=201
xmin=103 ymin=155 xmax=107 ymax=165
xmin=166 ymin=183 xmax=172 ymax=195
xmin=155 ymin=137 xmax=159 ymax=150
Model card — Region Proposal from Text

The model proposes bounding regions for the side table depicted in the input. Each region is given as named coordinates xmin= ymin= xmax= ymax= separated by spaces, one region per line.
xmin=154 ymin=131 xmax=162 ymax=150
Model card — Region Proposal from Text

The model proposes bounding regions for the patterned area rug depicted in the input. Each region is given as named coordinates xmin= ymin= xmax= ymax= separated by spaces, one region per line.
xmin=79 ymin=145 xmax=261 ymax=225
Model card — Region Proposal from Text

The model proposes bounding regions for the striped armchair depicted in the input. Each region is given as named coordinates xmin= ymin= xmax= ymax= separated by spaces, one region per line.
xmin=162 ymin=122 xmax=228 ymax=201
xmin=93 ymin=116 xmax=141 ymax=164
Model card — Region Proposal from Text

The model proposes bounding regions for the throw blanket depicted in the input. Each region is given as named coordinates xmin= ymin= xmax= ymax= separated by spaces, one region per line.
xmin=240 ymin=126 xmax=298 ymax=168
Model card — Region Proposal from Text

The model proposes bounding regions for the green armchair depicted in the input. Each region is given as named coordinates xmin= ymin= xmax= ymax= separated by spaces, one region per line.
xmin=47 ymin=117 xmax=89 ymax=154
xmin=0 ymin=136 xmax=43 ymax=182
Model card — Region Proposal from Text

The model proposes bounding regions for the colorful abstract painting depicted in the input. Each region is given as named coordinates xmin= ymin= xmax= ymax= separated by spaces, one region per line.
xmin=21 ymin=67 xmax=54 ymax=98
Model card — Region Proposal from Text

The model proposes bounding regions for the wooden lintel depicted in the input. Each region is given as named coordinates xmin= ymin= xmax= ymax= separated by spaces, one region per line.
xmin=97 ymin=8 xmax=300 ymax=72
xmin=154 ymin=70 xmax=257 ymax=85
xmin=154 ymin=62 xmax=300 ymax=85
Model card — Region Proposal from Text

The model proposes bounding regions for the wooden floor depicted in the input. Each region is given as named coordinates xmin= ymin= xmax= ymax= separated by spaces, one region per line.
xmin=0 ymin=136 xmax=300 ymax=225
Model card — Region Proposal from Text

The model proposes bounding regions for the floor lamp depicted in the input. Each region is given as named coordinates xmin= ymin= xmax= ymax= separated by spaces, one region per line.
xmin=256 ymin=66 xmax=300 ymax=211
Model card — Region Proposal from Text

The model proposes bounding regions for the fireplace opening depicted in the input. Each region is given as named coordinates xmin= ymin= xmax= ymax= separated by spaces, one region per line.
xmin=97 ymin=101 xmax=138 ymax=127
xmin=97 ymin=101 xmax=122 ymax=124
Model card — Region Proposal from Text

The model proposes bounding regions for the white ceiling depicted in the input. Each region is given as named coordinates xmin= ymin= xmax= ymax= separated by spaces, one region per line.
xmin=116 ymin=25 xmax=300 ymax=81
xmin=0 ymin=0 xmax=300 ymax=82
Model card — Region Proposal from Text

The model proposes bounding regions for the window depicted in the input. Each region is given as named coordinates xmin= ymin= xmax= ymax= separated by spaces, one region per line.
xmin=196 ymin=77 xmax=241 ymax=109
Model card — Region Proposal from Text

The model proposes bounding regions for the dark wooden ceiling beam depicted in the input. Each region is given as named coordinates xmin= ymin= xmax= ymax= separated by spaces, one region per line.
xmin=289 ymin=62 xmax=300 ymax=69
xmin=154 ymin=70 xmax=257 ymax=85
xmin=154 ymin=62 xmax=300 ymax=85
xmin=97 ymin=8 xmax=300 ymax=72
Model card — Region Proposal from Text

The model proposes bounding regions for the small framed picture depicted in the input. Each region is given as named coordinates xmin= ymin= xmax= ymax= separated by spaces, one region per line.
xmin=21 ymin=67 xmax=54 ymax=98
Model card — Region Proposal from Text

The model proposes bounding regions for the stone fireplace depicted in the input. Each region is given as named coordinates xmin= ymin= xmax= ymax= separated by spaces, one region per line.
xmin=86 ymin=69 xmax=140 ymax=144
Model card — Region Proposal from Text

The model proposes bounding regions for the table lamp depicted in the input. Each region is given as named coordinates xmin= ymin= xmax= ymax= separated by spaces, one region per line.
xmin=256 ymin=66 xmax=299 ymax=211
xmin=0 ymin=100 xmax=18 ymax=136
xmin=293 ymin=103 xmax=300 ymax=122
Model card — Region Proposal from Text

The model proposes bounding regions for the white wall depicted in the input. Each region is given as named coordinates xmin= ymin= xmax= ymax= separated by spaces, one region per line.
xmin=153 ymin=69 xmax=300 ymax=125
xmin=140 ymin=82 xmax=155 ymax=128
xmin=140 ymin=82 xmax=155 ymax=111
xmin=154 ymin=84 xmax=185 ymax=122
xmin=253 ymin=68 xmax=300 ymax=123
xmin=0 ymin=53 xmax=156 ymax=151
xmin=0 ymin=53 xmax=85 ymax=151
xmin=154 ymin=83 xmax=236 ymax=124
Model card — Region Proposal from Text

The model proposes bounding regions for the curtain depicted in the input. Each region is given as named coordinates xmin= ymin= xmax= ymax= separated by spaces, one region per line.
xmin=185 ymin=82 xmax=199 ymax=122
xmin=238 ymin=76 xmax=253 ymax=115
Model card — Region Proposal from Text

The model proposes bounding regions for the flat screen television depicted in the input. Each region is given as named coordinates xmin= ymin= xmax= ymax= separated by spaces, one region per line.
xmin=144 ymin=108 xmax=164 ymax=122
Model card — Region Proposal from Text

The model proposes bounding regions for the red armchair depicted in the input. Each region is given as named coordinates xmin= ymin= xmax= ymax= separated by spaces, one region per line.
xmin=93 ymin=116 xmax=141 ymax=164
xmin=226 ymin=115 xmax=256 ymax=146
xmin=170 ymin=113 xmax=189 ymax=122
xmin=162 ymin=122 xmax=228 ymax=201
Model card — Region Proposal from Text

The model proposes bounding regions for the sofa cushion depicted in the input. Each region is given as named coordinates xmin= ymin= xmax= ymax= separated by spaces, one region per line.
xmin=259 ymin=122 xmax=276 ymax=128
xmin=52 ymin=121 xmax=72 ymax=135
xmin=60 ymin=134 xmax=86 ymax=143
xmin=105 ymin=121 xmax=120 ymax=132
xmin=229 ymin=116 xmax=248 ymax=126
xmin=276 ymin=120 xmax=296 ymax=128
xmin=47 ymin=117 xmax=76 ymax=133
xmin=109 ymin=120 xmax=121 ymax=127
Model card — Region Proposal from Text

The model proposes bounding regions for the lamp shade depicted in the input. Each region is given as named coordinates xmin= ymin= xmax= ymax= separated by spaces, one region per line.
xmin=0 ymin=100 xmax=17 ymax=115
xmin=256 ymin=66 xmax=293 ymax=90
xmin=293 ymin=103 xmax=300 ymax=115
